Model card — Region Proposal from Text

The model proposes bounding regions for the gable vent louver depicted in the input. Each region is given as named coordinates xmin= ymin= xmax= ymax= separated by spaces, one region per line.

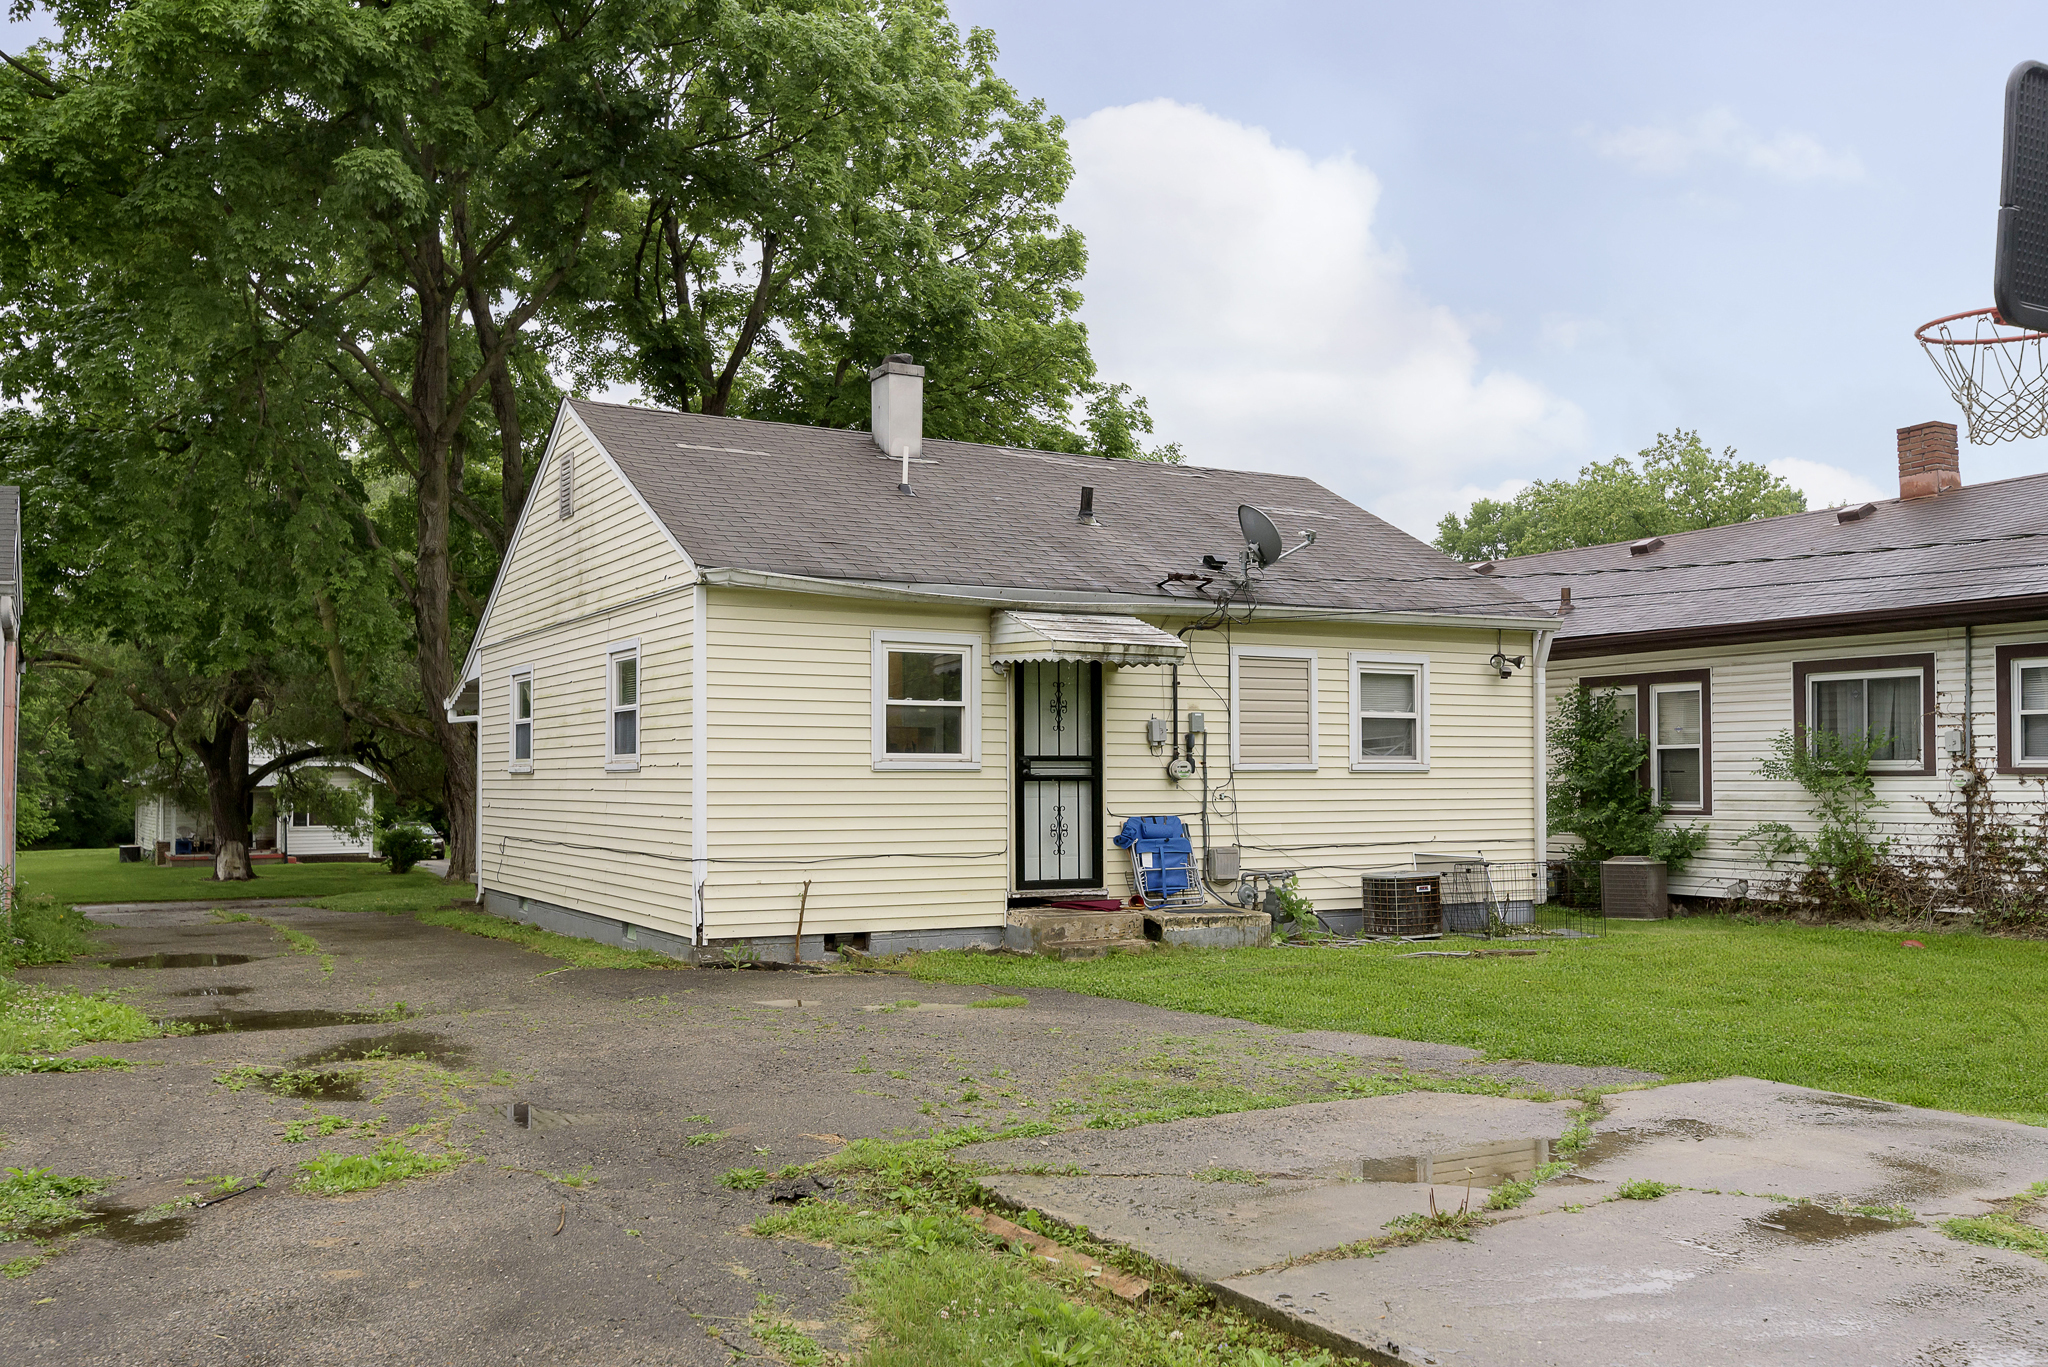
xmin=558 ymin=444 xmax=575 ymax=520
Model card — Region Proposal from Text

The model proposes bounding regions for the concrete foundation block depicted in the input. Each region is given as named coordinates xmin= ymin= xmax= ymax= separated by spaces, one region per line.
xmin=1141 ymin=909 xmax=1272 ymax=949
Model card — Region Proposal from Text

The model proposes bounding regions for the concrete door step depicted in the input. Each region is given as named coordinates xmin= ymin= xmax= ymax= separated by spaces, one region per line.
xmin=1004 ymin=908 xmax=1147 ymax=956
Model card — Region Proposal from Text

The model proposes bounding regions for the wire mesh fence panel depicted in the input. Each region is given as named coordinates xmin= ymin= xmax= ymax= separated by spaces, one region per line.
xmin=1437 ymin=861 xmax=1604 ymax=940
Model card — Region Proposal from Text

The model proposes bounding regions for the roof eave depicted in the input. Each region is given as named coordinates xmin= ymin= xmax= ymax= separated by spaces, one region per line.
xmin=697 ymin=566 xmax=1559 ymax=632
xmin=1549 ymin=592 xmax=2048 ymax=660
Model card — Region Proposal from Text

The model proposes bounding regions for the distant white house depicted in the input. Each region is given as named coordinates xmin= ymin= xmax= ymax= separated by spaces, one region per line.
xmin=132 ymin=763 xmax=378 ymax=861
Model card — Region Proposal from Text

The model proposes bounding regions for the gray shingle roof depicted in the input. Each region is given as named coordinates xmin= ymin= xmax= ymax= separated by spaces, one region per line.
xmin=1490 ymin=472 xmax=2048 ymax=655
xmin=567 ymin=400 xmax=1546 ymax=619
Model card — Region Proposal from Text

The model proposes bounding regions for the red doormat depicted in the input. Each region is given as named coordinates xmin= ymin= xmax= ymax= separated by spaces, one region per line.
xmin=1047 ymin=898 xmax=1124 ymax=912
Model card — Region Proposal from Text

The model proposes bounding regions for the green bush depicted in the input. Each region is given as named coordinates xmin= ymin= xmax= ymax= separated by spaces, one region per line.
xmin=1548 ymin=688 xmax=1708 ymax=876
xmin=374 ymin=825 xmax=435 ymax=875
xmin=0 ymin=885 xmax=100 ymax=970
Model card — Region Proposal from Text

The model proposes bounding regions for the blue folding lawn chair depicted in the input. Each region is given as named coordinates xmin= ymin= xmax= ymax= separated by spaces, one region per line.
xmin=1114 ymin=815 xmax=1205 ymax=910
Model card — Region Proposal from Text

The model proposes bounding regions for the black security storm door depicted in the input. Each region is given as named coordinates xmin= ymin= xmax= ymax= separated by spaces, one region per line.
xmin=1015 ymin=661 xmax=1102 ymax=889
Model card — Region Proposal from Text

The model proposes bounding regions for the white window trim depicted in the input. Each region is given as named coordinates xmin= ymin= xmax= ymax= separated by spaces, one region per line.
xmin=606 ymin=638 xmax=641 ymax=772
xmin=1806 ymin=667 xmax=1925 ymax=771
xmin=1229 ymin=646 xmax=1320 ymax=772
xmin=508 ymin=666 xmax=534 ymax=774
xmin=1649 ymin=683 xmax=1705 ymax=811
xmin=2014 ymin=656 xmax=2048 ymax=768
xmin=871 ymin=630 xmax=983 ymax=771
xmin=1348 ymin=652 xmax=1429 ymax=772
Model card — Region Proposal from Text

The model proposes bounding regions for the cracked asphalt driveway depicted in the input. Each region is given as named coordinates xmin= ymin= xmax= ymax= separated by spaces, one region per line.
xmin=1 ymin=902 xmax=1646 ymax=1366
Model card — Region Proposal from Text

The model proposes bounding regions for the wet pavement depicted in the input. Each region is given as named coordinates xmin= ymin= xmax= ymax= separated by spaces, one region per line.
xmin=2 ymin=899 xmax=1646 ymax=1366
xmin=15 ymin=902 xmax=2043 ymax=1365
xmin=967 ymin=1076 xmax=2048 ymax=1365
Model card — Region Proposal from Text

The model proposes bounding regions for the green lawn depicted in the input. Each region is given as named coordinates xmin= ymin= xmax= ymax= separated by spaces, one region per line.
xmin=19 ymin=847 xmax=455 ymax=909
xmin=903 ymin=920 xmax=2048 ymax=1126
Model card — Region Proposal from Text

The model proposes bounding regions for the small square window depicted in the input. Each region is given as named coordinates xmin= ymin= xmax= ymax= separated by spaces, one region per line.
xmin=872 ymin=633 xmax=980 ymax=769
xmin=1348 ymin=654 xmax=1425 ymax=771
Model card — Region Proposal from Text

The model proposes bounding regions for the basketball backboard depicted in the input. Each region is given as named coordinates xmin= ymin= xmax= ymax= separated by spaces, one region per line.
xmin=1993 ymin=60 xmax=2048 ymax=332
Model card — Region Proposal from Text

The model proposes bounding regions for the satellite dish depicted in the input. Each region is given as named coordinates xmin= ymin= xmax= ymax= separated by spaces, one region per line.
xmin=1238 ymin=505 xmax=1283 ymax=569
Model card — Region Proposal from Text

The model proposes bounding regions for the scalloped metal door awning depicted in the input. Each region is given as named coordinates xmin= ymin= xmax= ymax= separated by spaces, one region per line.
xmin=990 ymin=611 xmax=1187 ymax=667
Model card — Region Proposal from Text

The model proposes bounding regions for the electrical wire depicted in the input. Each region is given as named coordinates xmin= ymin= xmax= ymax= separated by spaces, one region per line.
xmin=491 ymin=834 xmax=1007 ymax=867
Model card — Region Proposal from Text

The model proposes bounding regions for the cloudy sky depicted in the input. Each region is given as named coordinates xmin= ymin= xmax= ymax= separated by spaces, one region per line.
xmin=7 ymin=3 xmax=2041 ymax=536
xmin=956 ymin=0 xmax=2046 ymax=533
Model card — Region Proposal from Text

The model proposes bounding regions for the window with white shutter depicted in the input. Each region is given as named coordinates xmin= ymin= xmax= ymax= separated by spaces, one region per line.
xmin=1231 ymin=649 xmax=1317 ymax=770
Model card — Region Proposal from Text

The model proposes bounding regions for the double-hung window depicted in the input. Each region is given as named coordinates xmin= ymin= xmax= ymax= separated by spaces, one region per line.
xmin=607 ymin=644 xmax=640 ymax=769
xmin=1807 ymin=669 xmax=1923 ymax=769
xmin=1579 ymin=670 xmax=1712 ymax=813
xmin=1349 ymin=654 xmax=1427 ymax=770
xmin=872 ymin=631 xmax=980 ymax=768
xmin=509 ymin=670 xmax=534 ymax=771
xmin=1650 ymin=684 xmax=1704 ymax=809
xmin=290 ymin=809 xmax=312 ymax=828
xmin=2011 ymin=652 xmax=2048 ymax=768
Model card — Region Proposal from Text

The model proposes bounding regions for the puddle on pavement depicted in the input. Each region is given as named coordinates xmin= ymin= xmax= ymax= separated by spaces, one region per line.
xmin=754 ymin=999 xmax=823 ymax=1008
xmin=169 ymin=1008 xmax=402 ymax=1034
xmin=1357 ymin=1137 xmax=1550 ymax=1188
xmin=504 ymin=1102 xmax=588 ymax=1131
xmin=103 ymin=953 xmax=258 ymax=969
xmin=28 ymin=1201 xmax=198 ymax=1249
xmin=1807 ymin=1093 xmax=1903 ymax=1114
xmin=1869 ymin=1153 xmax=1968 ymax=1202
xmin=1572 ymin=1118 xmax=1722 ymax=1167
xmin=289 ymin=1031 xmax=469 ymax=1068
xmin=167 ymin=985 xmax=255 ymax=998
xmin=1748 ymin=1203 xmax=1913 ymax=1243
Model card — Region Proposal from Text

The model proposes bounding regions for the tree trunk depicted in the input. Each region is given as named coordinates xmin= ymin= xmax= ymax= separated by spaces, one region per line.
xmin=406 ymin=229 xmax=478 ymax=886
xmin=193 ymin=712 xmax=257 ymax=882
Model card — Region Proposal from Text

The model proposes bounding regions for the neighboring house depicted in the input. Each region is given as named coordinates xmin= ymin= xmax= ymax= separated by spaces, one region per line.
xmin=1496 ymin=419 xmax=2047 ymax=900
xmin=1 ymin=485 xmax=18 ymax=891
xmin=132 ymin=764 xmax=378 ymax=862
xmin=446 ymin=356 xmax=1562 ymax=961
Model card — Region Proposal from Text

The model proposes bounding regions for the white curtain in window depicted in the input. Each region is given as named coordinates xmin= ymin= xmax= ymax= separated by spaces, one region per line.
xmin=1866 ymin=676 xmax=1919 ymax=762
xmin=1656 ymin=689 xmax=1701 ymax=745
xmin=1813 ymin=678 xmax=1862 ymax=744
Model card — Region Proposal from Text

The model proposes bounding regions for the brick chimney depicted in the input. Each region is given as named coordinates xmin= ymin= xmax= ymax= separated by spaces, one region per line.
xmin=1897 ymin=421 xmax=1962 ymax=500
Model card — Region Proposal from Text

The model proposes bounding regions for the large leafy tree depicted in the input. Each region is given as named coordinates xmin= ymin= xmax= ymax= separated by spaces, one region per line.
xmin=1434 ymin=431 xmax=1807 ymax=562
xmin=0 ymin=0 xmax=1165 ymax=885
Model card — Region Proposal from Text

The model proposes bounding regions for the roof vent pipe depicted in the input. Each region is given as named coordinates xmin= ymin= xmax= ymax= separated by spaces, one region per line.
xmin=1558 ymin=586 xmax=1572 ymax=613
xmin=1078 ymin=486 xmax=1097 ymax=525
xmin=869 ymin=353 xmax=924 ymax=467
xmin=1897 ymin=420 xmax=1961 ymax=499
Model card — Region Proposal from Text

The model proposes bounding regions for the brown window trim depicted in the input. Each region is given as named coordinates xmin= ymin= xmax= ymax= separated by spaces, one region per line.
xmin=1577 ymin=669 xmax=1712 ymax=815
xmin=1994 ymin=642 xmax=2048 ymax=774
xmin=1791 ymin=653 xmax=1936 ymax=778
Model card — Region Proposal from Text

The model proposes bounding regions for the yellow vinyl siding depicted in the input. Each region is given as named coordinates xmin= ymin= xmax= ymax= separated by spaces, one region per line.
xmin=1102 ymin=621 xmax=1539 ymax=915
xmin=1234 ymin=654 xmax=1314 ymax=766
xmin=701 ymin=588 xmax=1008 ymax=938
xmin=475 ymin=414 xmax=698 ymax=938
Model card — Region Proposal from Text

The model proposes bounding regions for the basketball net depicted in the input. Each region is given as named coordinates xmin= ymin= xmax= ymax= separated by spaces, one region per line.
xmin=1916 ymin=307 xmax=2048 ymax=443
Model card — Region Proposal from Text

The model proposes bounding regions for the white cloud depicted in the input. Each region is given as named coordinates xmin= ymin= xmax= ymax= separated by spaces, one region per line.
xmin=1062 ymin=99 xmax=1584 ymax=537
xmin=1767 ymin=457 xmax=1888 ymax=508
xmin=1593 ymin=108 xmax=1863 ymax=183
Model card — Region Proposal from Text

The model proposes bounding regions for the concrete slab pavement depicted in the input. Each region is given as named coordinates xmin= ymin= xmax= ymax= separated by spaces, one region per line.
xmin=968 ymin=1078 xmax=2048 ymax=1365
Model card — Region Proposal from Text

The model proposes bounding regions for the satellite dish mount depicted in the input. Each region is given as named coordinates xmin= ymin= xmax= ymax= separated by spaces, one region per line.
xmin=1237 ymin=504 xmax=1316 ymax=575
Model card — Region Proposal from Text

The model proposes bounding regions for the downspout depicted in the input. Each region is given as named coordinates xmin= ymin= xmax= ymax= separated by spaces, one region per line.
xmin=1 ymin=594 xmax=17 ymax=896
xmin=691 ymin=581 xmax=710 ymax=946
xmin=1963 ymin=624 xmax=1975 ymax=762
xmin=473 ymin=715 xmax=484 ymax=903
xmin=1533 ymin=628 xmax=1554 ymax=870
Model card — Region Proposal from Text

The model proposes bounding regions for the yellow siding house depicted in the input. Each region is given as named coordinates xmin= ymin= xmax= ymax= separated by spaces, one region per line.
xmin=448 ymin=358 xmax=1561 ymax=960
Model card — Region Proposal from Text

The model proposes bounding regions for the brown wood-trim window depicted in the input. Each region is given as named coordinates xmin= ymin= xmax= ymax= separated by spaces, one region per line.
xmin=1791 ymin=653 xmax=1935 ymax=777
xmin=1994 ymin=641 xmax=2048 ymax=774
xmin=1577 ymin=669 xmax=1712 ymax=815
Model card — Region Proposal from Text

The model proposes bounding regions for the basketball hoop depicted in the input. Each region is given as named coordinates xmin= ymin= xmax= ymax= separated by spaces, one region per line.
xmin=1916 ymin=307 xmax=2048 ymax=443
